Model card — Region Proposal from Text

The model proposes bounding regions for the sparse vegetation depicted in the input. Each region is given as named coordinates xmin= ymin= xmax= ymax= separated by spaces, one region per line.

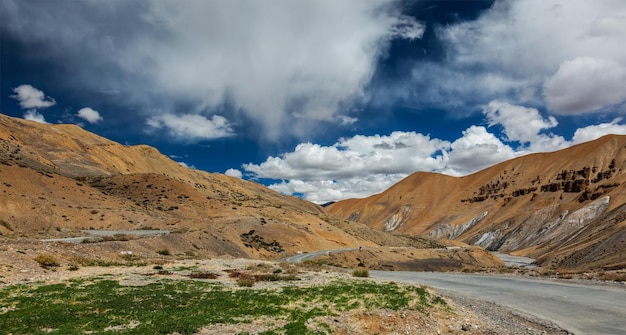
xmin=33 ymin=254 xmax=60 ymax=269
xmin=188 ymin=271 xmax=219 ymax=279
xmin=0 ymin=219 xmax=13 ymax=231
xmin=236 ymin=277 xmax=256 ymax=287
xmin=0 ymin=277 xmax=437 ymax=334
xmin=156 ymin=249 xmax=171 ymax=256
xmin=352 ymin=268 xmax=370 ymax=277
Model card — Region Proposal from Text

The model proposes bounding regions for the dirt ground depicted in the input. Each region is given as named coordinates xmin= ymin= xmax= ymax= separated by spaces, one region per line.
xmin=0 ymin=238 xmax=569 ymax=335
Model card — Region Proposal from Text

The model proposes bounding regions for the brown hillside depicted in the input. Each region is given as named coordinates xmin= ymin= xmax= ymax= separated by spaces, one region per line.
xmin=329 ymin=135 xmax=626 ymax=271
xmin=1 ymin=113 xmax=495 ymax=279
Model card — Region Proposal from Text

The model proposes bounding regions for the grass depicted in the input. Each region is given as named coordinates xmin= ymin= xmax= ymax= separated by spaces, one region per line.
xmin=352 ymin=268 xmax=370 ymax=277
xmin=0 ymin=277 xmax=442 ymax=335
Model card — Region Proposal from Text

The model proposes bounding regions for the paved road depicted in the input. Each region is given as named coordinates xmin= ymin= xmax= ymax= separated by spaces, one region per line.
xmin=371 ymin=271 xmax=626 ymax=335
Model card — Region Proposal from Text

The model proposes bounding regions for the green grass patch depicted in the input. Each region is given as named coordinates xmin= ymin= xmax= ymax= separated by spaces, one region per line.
xmin=0 ymin=278 xmax=436 ymax=334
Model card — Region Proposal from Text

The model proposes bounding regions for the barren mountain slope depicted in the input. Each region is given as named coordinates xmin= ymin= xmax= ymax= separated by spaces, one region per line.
xmin=329 ymin=135 xmax=626 ymax=270
xmin=1 ymin=113 xmax=494 ymax=276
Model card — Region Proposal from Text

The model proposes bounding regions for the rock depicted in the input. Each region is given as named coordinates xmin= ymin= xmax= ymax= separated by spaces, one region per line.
xmin=461 ymin=324 xmax=468 ymax=331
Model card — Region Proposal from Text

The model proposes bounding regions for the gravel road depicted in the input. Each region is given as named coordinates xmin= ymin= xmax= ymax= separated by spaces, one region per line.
xmin=371 ymin=271 xmax=626 ymax=335
xmin=41 ymin=230 xmax=171 ymax=243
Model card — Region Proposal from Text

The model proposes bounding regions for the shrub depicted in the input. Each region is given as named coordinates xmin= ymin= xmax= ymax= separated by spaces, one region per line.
xmin=237 ymin=277 xmax=255 ymax=287
xmin=33 ymin=254 xmax=61 ymax=269
xmin=156 ymin=249 xmax=171 ymax=256
xmin=0 ymin=219 xmax=13 ymax=231
xmin=188 ymin=272 xmax=219 ymax=279
xmin=352 ymin=268 xmax=369 ymax=278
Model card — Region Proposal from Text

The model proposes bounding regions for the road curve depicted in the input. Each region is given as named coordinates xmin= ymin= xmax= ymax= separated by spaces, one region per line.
xmin=283 ymin=248 xmax=359 ymax=263
xmin=371 ymin=271 xmax=626 ymax=335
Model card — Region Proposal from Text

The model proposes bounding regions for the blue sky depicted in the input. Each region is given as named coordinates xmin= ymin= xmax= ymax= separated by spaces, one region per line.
xmin=2 ymin=0 xmax=626 ymax=203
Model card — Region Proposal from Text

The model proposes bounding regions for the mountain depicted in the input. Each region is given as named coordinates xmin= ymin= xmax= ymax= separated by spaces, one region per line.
xmin=328 ymin=135 xmax=626 ymax=271
xmin=1 ymin=113 xmax=495 ymax=273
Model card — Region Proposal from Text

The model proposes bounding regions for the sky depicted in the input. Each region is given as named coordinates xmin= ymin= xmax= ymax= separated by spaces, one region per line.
xmin=2 ymin=0 xmax=626 ymax=204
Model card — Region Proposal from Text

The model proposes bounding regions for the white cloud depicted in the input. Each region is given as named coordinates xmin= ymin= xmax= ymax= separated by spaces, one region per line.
xmin=244 ymin=132 xmax=449 ymax=181
xmin=244 ymin=128 xmax=528 ymax=203
xmin=76 ymin=107 xmax=103 ymax=124
xmin=146 ymin=113 xmax=234 ymax=141
xmin=484 ymin=101 xmax=558 ymax=144
xmin=543 ymin=57 xmax=626 ymax=114
xmin=572 ymin=118 xmax=626 ymax=144
xmin=224 ymin=168 xmax=243 ymax=179
xmin=267 ymin=175 xmax=405 ymax=204
xmin=397 ymin=1 xmax=626 ymax=115
xmin=177 ymin=161 xmax=195 ymax=169
xmin=11 ymin=84 xmax=56 ymax=109
xmin=443 ymin=126 xmax=516 ymax=176
xmin=337 ymin=115 xmax=358 ymax=126
xmin=483 ymin=100 xmax=568 ymax=152
xmin=1 ymin=1 xmax=425 ymax=141
xmin=23 ymin=110 xmax=48 ymax=124
xmin=245 ymin=108 xmax=626 ymax=203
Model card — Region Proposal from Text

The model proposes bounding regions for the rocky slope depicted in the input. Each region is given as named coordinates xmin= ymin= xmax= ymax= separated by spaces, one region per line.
xmin=0 ymin=113 xmax=501 ymax=273
xmin=328 ymin=135 xmax=626 ymax=271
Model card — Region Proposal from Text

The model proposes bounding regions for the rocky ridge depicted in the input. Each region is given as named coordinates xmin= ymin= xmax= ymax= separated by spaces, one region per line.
xmin=329 ymin=135 xmax=626 ymax=271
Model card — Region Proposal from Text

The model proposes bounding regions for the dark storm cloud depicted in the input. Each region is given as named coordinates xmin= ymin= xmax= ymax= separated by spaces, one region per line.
xmin=1 ymin=0 xmax=425 ymax=142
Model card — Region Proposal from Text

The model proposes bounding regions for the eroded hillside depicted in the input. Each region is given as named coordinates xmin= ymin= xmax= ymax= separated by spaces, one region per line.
xmin=1 ymin=113 xmax=497 ymax=277
xmin=329 ymin=135 xmax=626 ymax=270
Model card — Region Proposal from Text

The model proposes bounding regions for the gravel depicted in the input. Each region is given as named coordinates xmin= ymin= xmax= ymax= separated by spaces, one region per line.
xmin=441 ymin=290 xmax=571 ymax=335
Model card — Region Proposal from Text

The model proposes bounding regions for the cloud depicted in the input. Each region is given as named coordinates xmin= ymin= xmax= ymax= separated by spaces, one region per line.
xmin=224 ymin=168 xmax=243 ymax=179
xmin=176 ymin=161 xmax=196 ymax=169
xmin=572 ymin=118 xmax=626 ymax=144
xmin=245 ymin=103 xmax=626 ymax=203
xmin=11 ymin=84 xmax=56 ymax=109
xmin=23 ymin=110 xmax=48 ymax=124
xmin=244 ymin=132 xmax=449 ymax=181
xmin=244 ymin=129 xmax=523 ymax=203
xmin=484 ymin=101 xmax=558 ymax=143
xmin=76 ymin=107 xmax=103 ymax=124
xmin=337 ymin=115 xmax=358 ymax=126
xmin=1 ymin=0 xmax=424 ymax=141
xmin=483 ymin=100 xmax=568 ymax=152
xmin=146 ymin=113 xmax=234 ymax=141
xmin=543 ymin=57 xmax=626 ymax=114
xmin=386 ymin=1 xmax=626 ymax=115
xmin=443 ymin=126 xmax=515 ymax=176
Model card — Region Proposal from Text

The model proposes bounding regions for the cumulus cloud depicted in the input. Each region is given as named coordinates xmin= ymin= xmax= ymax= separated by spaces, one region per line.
xmin=244 ymin=128 xmax=525 ymax=203
xmin=11 ymin=84 xmax=56 ymax=109
xmin=244 ymin=132 xmax=449 ymax=182
xmin=244 ymin=102 xmax=626 ymax=203
xmin=572 ymin=119 xmax=626 ymax=144
xmin=146 ymin=114 xmax=234 ymax=141
xmin=76 ymin=107 xmax=103 ymax=124
xmin=484 ymin=101 xmax=557 ymax=143
xmin=23 ymin=110 xmax=48 ymax=124
xmin=483 ymin=100 xmax=568 ymax=152
xmin=225 ymin=168 xmax=243 ymax=179
xmin=1 ymin=0 xmax=425 ymax=141
xmin=443 ymin=126 xmax=516 ymax=176
xmin=543 ymin=57 xmax=626 ymax=114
